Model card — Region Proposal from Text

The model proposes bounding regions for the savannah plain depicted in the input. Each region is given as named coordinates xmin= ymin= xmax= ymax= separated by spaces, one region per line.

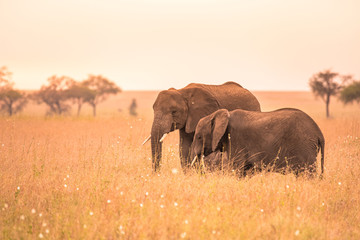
xmin=1 ymin=90 xmax=359 ymax=239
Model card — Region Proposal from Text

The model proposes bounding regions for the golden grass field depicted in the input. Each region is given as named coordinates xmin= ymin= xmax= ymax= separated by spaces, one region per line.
xmin=1 ymin=91 xmax=359 ymax=239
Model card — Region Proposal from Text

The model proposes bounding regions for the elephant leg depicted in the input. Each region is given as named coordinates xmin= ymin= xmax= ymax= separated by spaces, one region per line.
xmin=243 ymin=162 xmax=255 ymax=177
xmin=179 ymin=129 xmax=194 ymax=171
xmin=305 ymin=161 xmax=317 ymax=178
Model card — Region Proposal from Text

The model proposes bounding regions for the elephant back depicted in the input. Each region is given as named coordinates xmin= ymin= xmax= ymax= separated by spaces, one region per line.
xmin=179 ymin=82 xmax=260 ymax=133
xmin=201 ymin=82 xmax=261 ymax=112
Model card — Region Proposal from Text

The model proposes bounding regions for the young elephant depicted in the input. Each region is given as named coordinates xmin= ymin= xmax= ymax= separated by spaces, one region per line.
xmin=191 ymin=108 xmax=325 ymax=177
xmin=191 ymin=151 xmax=229 ymax=171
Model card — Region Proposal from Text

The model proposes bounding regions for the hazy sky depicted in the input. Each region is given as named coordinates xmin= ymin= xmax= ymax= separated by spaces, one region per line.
xmin=1 ymin=0 xmax=359 ymax=91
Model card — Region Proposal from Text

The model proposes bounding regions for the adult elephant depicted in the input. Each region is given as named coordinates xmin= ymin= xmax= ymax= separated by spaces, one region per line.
xmin=191 ymin=108 xmax=325 ymax=177
xmin=145 ymin=82 xmax=261 ymax=172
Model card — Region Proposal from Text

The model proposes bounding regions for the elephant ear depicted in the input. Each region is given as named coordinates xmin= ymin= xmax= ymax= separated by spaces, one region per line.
xmin=211 ymin=109 xmax=229 ymax=152
xmin=180 ymin=87 xmax=220 ymax=133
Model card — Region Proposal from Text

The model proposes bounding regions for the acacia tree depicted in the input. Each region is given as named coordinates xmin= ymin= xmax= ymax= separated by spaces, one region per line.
xmin=339 ymin=80 xmax=360 ymax=106
xmin=309 ymin=69 xmax=344 ymax=118
xmin=82 ymin=75 xmax=121 ymax=116
xmin=0 ymin=66 xmax=28 ymax=116
xmin=64 ymin=81 xmax=94 ymax=116
xmin=33 ymin=75 xmax=74 ymax=115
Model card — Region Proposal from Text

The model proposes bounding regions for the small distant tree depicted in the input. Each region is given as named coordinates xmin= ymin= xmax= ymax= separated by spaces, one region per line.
xmin=0 ymin=89 xmax=28 ymax=116
xmin=33 ymin=75 xmax=74 ymax=115
xmin=82 ymin=75 xmax=121 ymax=116
xmin=65 ymin=81 xmax=94 ymax=116
xmin=309 ymin=69 xmax=344 ymax=118
xmin=339 ymin=80 xmax=360 ymax=106
xmin=0 ymin=66 xmax=28 ymax=116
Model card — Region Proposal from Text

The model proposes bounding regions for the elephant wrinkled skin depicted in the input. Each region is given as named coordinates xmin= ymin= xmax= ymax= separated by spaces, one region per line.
xmin=191 ymin=108 xmax=325 ymax=177
xmin=150 ymin=82 xmax=261 ymax=172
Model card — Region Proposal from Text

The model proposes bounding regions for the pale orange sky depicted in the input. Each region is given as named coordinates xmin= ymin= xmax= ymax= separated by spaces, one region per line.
xmin=1 ymin=0 xmax=359 ymax=91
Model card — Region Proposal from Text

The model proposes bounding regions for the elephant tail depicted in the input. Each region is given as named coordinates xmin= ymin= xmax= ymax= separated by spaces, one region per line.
xmin=319 ymin=137 xmax=325 ymax=177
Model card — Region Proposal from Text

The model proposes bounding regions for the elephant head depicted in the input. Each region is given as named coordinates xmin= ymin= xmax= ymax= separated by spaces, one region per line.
xmin=191 ymin=109 xmax=230 ymax=165
xmin=150 ymin=87 xmax=220 ymax=171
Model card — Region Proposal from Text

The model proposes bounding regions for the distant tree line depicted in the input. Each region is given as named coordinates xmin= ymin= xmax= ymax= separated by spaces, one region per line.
xmin=309 ymin=69 xmax=360 ymax=118
xmin=1 ymin=66 xmax=360 ymax=118
xmin=0 ymin=66 xmax=121 ymax=116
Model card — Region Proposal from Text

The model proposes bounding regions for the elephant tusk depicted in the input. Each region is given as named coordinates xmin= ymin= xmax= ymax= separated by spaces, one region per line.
xmin=142 ymin=135 xmax=151 ymax=145
xmin=191 ymin=155 xmax=198 ymax=167
xmin=159 ymin=133 xmax=168 ymax=143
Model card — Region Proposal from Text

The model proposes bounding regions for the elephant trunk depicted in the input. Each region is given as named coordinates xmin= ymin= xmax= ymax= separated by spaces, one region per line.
xmin=150 ymin=133 xmax=162 ymax=172
xmin=151 ymin=115 xmax=172 ymax=172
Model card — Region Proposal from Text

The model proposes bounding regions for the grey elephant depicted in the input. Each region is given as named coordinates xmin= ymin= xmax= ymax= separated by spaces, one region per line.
xmin=191 ymin=108 xmax=325 ymax=177
xmin=143 ymin=82 xmax=261 ymax=172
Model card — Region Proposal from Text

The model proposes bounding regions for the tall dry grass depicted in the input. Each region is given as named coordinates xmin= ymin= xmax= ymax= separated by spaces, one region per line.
xmin=1 ymin=91 xmax=359 ymax=239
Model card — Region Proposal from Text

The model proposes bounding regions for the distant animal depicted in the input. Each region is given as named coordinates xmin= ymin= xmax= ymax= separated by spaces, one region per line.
xmin=191 ymin=108 xmax=325 ymax=177
xmin=143 ymin=82 xmax=261 ymax=172
xmin=129 ymin=98 xmax=138 ymax=116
